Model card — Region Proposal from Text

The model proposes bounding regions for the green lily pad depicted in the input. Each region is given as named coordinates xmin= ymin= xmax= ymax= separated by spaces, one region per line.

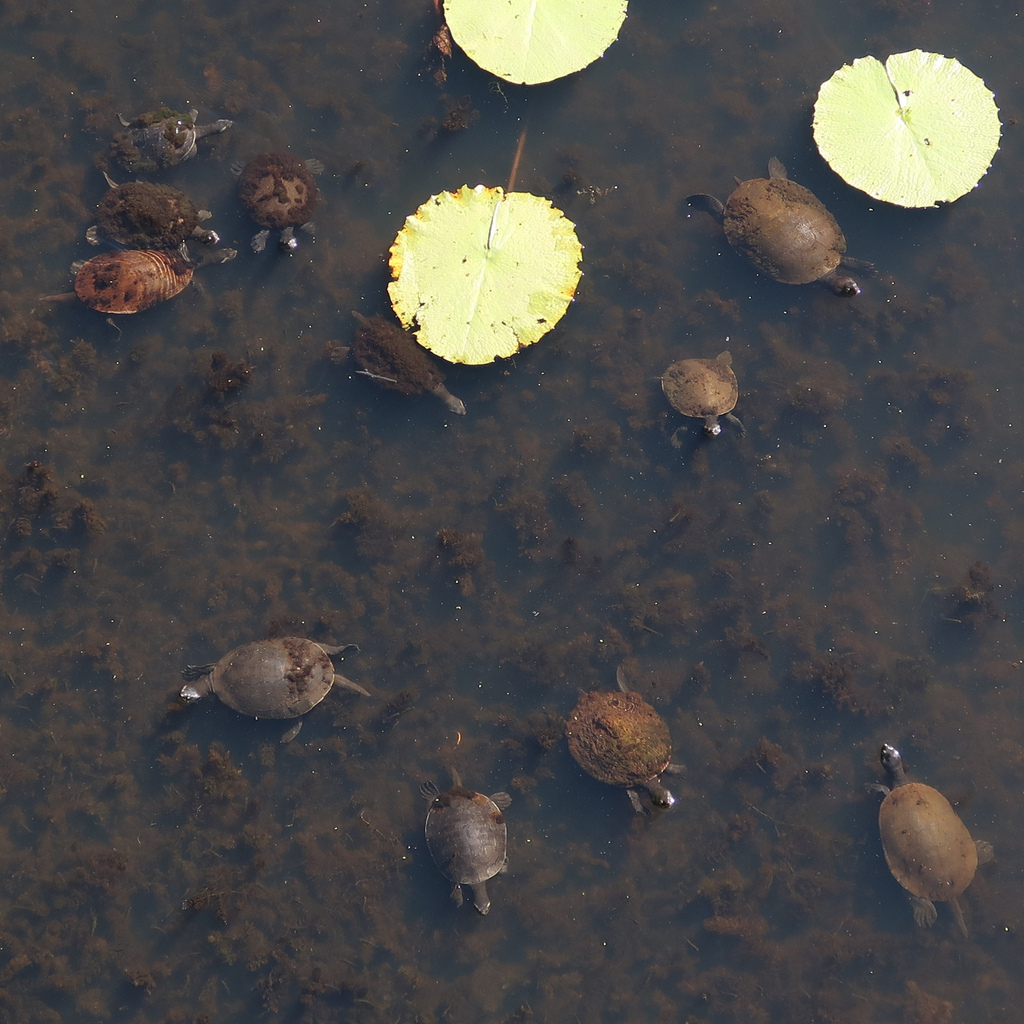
xmin=388 ymin=185 xmax=583 ymax=365
xmin=443 ymin=0 xmax=628 ymax=86
xmin=813 ymin=50 xmax=1001 ymax=207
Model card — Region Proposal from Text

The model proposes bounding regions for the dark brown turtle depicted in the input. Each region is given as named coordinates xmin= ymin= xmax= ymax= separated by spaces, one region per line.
xmin=350 ymin=312 xmax=466 ymax=415
xmin=236 ymin=152 xmax=321 ymax=252
xmin=69 ymin=245 xmax=236 ymax=314
xmin=566 ymin=668 xmax=684 ymax=813
xmin=870 ymin=744 xmax=993 ymax=937
xmin=688 ymin=158 xmax=871 ymax=295
xmin=662 ymin=351 xmax=742 ymax=438
xmin=180 ymin=637 xmax=369 ymax=720
xmin=87 ymin=176 xmax=219 ymax=249
xmin=420 ymin=770 xmax=510 ymax=914
xmin=107 ymin=107 xmax=232 ymax=174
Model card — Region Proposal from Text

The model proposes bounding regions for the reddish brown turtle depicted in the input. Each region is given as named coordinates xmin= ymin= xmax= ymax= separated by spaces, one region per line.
xmin=69 ymin=245 xmax=235 ymax=314
xmin=420 ymin=770 xmax=511 ymax=914
xmin=870 ymin=744 xmax=993 ymax=937
xmin=350 ymin=312 xmax=465 ymax=415
xmin=566 ymin=668 xmax=684 ymax=813
xmin=88 ymin=176 xmax=219 ymax=249
xmin=236 ymin=152 xmax=321 ymax=252
xmin=107 ymin=106 xmax=232 ymax=174
xmin=662 ymin=351 xmax=742 ymax=438
xmin=180 ymin=637 xmax=369 ymax=720
xmin=688 ymin=158 xmax=871 ymax=295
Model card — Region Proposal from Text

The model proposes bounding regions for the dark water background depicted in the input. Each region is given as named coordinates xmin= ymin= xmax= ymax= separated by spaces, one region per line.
xmin=0 ymin=0 xmax=1023 ymax=1020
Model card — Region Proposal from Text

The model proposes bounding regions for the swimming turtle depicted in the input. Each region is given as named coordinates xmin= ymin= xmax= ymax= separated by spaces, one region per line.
xmin=180 ymin=637 xmax=369 ymax=719
xmin=662 ymin=351 xmax=743 ymax=438
xmin=870 ymin=744 xmax=993 ymax=937
xmin=566 ymin=667 xmax=684 ymax=813
xmin=350 ymin=312 xmax=466 ymax=415
xmin=61 ymin=244 xmax=236 ymax=314
xmin=236 ymin=152 xmax=321 ymax=252
xmin=87 ymin=175 xmax=219 ymax=249
xmin=108 ymin=107 xmax=232 ymax=174
xmin=420 ymin=770 xmax=511 ymax=914
xmin=688 ymin=158 xmax=871 ymax=295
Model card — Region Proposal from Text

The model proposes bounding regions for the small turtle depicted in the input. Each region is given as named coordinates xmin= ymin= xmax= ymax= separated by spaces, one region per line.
xmin=420 ymin=770 xmax=511 ymax=914
xmin=870 ymin=744 xmax=993 ymax=937
xmin=662 ymin=350 xmax=743 ymax=438
xmin=236 ymin=152 xmax=321 ymax=252
xmin=87 ymin=175 xmax=219 ymax=249
xmin=350 ymin=312 xmax=466 ymax=415
xmin=688 ymin=158 xmax=872 ymax=296
xmin=180 ymin=636 xmax=369 ymax=720
xmin=108 ymin=107 xmax=232 ymax=174
xmin=566 ymin=667 xmax=684 ymax=813
xmin=61 ymin=244 xmax=236 ymax=314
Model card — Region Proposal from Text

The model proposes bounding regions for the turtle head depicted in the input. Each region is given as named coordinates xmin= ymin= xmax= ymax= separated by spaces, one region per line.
xmin=826 ymin=272 xmax=861 ymax=297
xmin=645 ymin=779 xmax=677 ymax=809
xmin=703 ymin=416 xmax=723 ymax=437
xmin=879 ymin=743 xmax=909 ymax=787
xmin=179 ymin=682 xmax=204 ymax=703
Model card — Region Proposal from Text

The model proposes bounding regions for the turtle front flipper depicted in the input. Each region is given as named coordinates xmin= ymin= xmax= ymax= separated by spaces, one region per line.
xmin=910 ymin=895 xmax=938 ymax=928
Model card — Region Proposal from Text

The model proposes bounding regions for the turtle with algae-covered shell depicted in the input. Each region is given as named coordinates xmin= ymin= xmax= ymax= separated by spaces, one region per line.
xmin=350 ymin=312 xmax=466 ymax=415
xmin=87 ymin=174 xmax=220 ymax=249
xmin=870 ymin=744 xmax=993 ymax=937
xmin=180 ymin=637 xmax=369 ymax=721
xmin=107 ymin=107 xmax=232 ymax=174
xmin=236 ymin=151 xmax=321 ymax=252
xmin=662 ymin=351 xmax=743 ymax=438
xmin=420 ymin=770 xmax=511 ymax=914
xmin=566 ymin=667 xmax=684 ymax=813
xmin=688 ymin=158 xmax=872 ymax=295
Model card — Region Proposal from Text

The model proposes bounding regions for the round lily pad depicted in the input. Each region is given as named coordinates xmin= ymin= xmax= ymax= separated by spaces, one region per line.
xmin=813 ymin=50 xmax=1001 ymax=208
xmin=388 ymin=185 xmax=583 ymax=365
xmin=443 ymin=0 xmax=628 ymax=86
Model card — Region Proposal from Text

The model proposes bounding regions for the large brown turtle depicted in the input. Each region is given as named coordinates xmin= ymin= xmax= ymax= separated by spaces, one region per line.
xmin=870 ymin=744 xmax=993 ymax=937
xmin=662 ymin=351 xmax=742 ymax=438
xmin=56 ymin=244 xmax=236 ymax=314
xmin=566 ymin=668 xmax=684 ymax=813
xmin=236 ymin=152 xmax=321 ymax=252
xmin=688 ymin=158 xmax=871 ymax=295
xmin=420 ymin=770 xmax=511 ymax=914
xmin=180 ymin=637 xmax=369 ymax=720
xmin=107 ymin=107 xmax=232 ymax=174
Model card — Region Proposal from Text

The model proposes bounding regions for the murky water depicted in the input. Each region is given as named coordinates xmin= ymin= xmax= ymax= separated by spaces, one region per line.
xmin=0 ymin=0 xmax=1023 ymax=1020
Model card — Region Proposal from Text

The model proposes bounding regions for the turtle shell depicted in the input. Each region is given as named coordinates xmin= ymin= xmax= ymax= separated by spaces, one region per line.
xmin=423 ymin=786 xmax=508 ymax=886
xmin=94 ymin=182 xmax=200 ymax=249
xmin=108 ymin=108 xmax=199 ymax=173
xmin=722 ymin=174 xmax=846 ymax=285
xmin=237 ymin=152 xmax=319 ymax=229
xmin=203 ymin=637 xmax=337 ymax=719
xmin=566 ymin=690 xmax=672 ymax=788
xmin=878 ymin=782 xmax=978 ymax=902
xmin=662 ymin=353 xmax=738 ymax=420
xmin=74 ymin=249 xmax=194 ymax=313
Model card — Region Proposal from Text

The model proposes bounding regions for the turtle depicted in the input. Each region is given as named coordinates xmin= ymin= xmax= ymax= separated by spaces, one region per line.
xmin=870 ymin=744 xmax=993 ymax=937
xmin=235 ymin=152 xmax=321 ymax=252
xmin=420 ymin=770 xmax=511 ymax=914
xmin=87 ymin=175 xmax=220 ymax=250
xmin=61 ymin=244 xmax=236 ymax=314
xmin=107 ymin=107 xmax=233 ymax=174
xmin=566 ymin=667 xmax=684 ymax=813
xmin=349 ymin=312 xmax=466 ymax=415
xmin=688 ymin=158 xmax=872 ymax=296
xmin=180 ymin=636 xmax=369 ymax=720
xmin=662 ymin=350 xmax=743 ymax=438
